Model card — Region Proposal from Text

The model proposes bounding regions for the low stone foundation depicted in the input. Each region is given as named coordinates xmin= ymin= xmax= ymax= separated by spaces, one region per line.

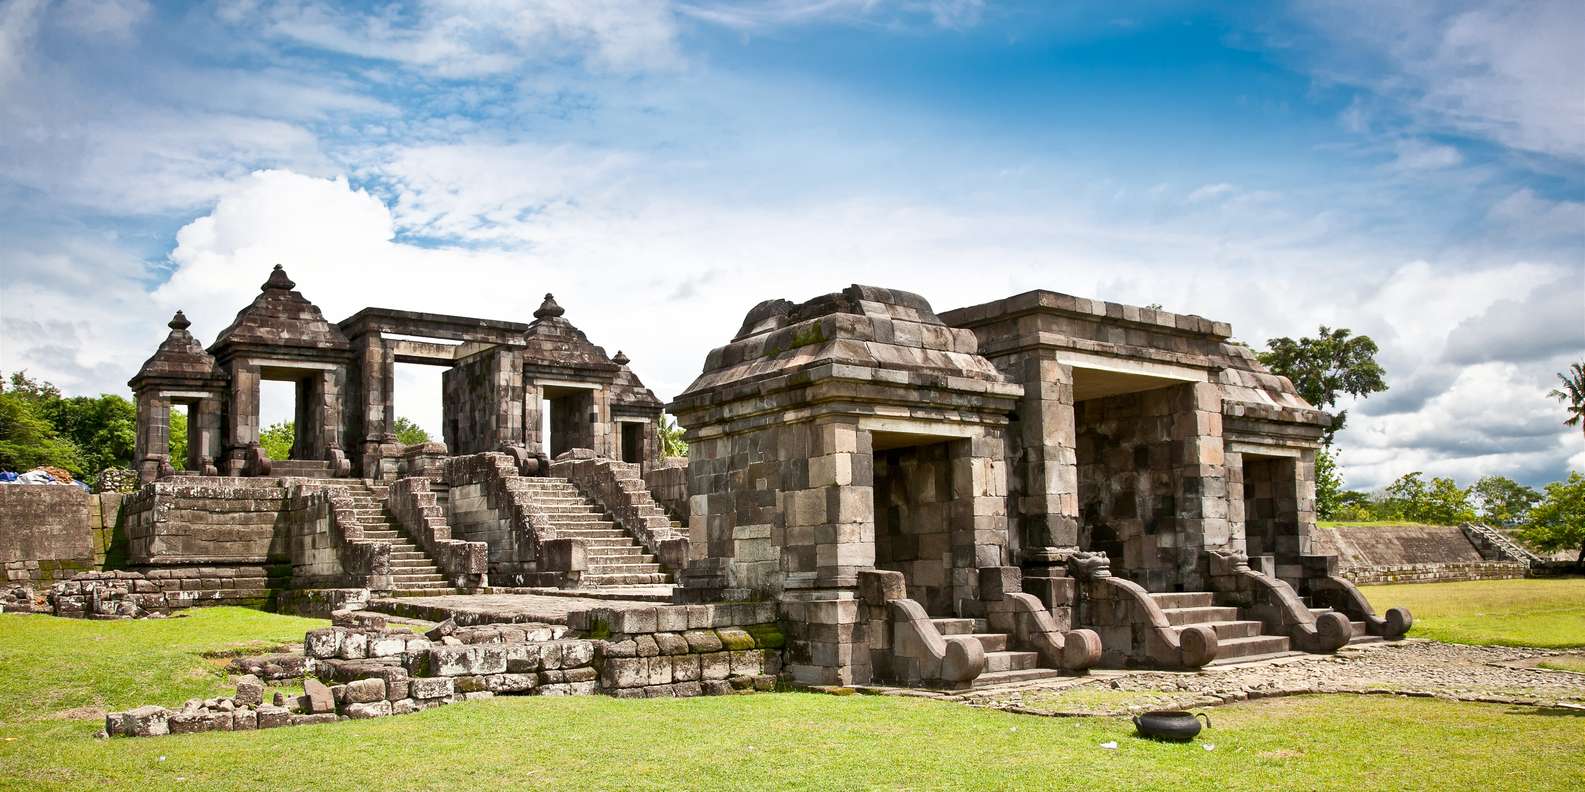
xmin=45 ymin=567 xmax=278 ymax=618
xmin=1340 ymin=561 xmax=1528 ymax=585
xmin=104 ymin=601 xmax=785 ymax=737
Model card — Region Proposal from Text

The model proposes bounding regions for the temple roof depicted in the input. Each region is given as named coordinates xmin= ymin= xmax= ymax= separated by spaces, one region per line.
xmin=675 ymin=284 xmax=1014 ymax=400
xmin=129 ymin=310 xmax=225 ymax=391
xmin=521 ymin=293 xmax=661 ymax=409
xmin=208 ymin=265 xmax=351 ymax=359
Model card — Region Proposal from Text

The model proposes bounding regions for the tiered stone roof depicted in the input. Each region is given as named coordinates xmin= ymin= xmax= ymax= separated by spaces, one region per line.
xmin=208 ymin=265 xmax=350 ymax=361
xmin=129 ymin=311 xmax=225 ymax=392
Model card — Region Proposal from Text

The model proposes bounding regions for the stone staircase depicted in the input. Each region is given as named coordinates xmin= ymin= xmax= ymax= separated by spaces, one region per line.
xmin=930 ymin=617 xmax=1065 ymax=688
xmin=1151 ymin=591 xmax=1380 ymax=666
xmin=521 ymin=477 xmax=671 ymax=587
xmin=279 ymin=468 xmax=453 ymax=594
xmin=1150 ymin=592 xmax=1296 ymax=665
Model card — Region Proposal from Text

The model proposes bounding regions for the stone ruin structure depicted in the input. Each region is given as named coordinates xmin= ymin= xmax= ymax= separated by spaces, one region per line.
xmin=668 ymin=285 xmax=1411 ymax=687
xmin=15 ymin=271 xmax=1422 ymax=721
xmin=130 ymin=265 xmax=664 ymax=484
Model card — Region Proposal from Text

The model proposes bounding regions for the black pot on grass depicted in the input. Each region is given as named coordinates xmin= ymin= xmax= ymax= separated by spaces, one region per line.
xmin=1132 ymin=710 xmax=1210 ymax=741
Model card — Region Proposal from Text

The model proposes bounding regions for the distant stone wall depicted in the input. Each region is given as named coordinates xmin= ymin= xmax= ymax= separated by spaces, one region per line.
xmin=122 ymin=478 xmax=290 ymax=565
xmin=1 ymin=485 xmax=95 ymax=586
xmin=642 ymin=457 xmax=688 ymax=526
xmin=1313 ymin=524 xmax=1527 ymax=584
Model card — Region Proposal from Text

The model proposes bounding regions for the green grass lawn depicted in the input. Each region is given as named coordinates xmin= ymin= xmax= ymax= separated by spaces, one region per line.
xmin=1359 ymin=577 xmax=1585 ymax=648
xmin=1539 ymin=656 xmax=1585 ymax=673
xmin=3 ymin=608 xmax=1583 ymax=791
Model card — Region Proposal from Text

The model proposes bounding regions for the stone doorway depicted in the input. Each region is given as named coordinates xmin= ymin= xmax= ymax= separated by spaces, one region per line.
xmin=871 ymin=432 xmax=973 ymax=617
xmin=618 ymin=421 xmax=643 ymax=463
xmin=1240 ymin=453 xmax=1300 ymax=567
xmin=540 ymin=384 xmax=596 ymax=458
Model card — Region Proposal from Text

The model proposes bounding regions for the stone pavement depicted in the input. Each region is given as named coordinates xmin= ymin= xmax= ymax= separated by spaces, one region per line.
xmin=947 ymin=641 xmax=1585 ymax=714
xmin=367 ymin=592 xmax=666 ymax=626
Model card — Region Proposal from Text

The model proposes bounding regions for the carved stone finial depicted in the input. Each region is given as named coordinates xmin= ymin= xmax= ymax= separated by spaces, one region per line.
xmin=262 ymin=264 xmax=296 ymax=292
xmin=168 ymin=310 xmax=191 ymax=332
xmin=534 ymin=293 xmax=565 ymax=320
xmin=1065 ymin=550 xmax=1112 ymax=581
xmin=613 ymin=350 xmax=630 ymax=366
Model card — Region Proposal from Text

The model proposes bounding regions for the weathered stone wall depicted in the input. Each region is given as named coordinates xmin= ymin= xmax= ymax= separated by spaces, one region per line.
xmin=122 ymin=480 xmax=290 ymax=566
xmin=441 ymin=348 xmax=523 ymax=456
xmin=442 ymin=453 xmax=540 ymax=583
xmin=1 ymin=485 xmax=95 ymax=586
xmin=874 ymin=442 xmax=956 ymax=616
xmin=1311 ymin=524 xmax=1526 ymax=584
xmin=642 ymin=457 xmax=689 ymax=525
xmin=551 ymin=455 xmax=686 ymax=572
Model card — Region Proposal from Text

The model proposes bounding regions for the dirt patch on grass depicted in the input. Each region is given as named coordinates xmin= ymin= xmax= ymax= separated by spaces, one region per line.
xmin=48 ymin=706 xmax=106 ymax=721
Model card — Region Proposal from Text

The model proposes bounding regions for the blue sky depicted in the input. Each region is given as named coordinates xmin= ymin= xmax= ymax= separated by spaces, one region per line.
xmin=1 ymin=0 xmax=1581 ymax=490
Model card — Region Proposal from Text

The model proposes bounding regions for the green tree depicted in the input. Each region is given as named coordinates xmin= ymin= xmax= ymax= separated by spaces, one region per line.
xmin=1518 ymin=472 xmax=1585 ymax=569
xmin=1314 ymin=446 xmax=1344 ymax=519
xmin=4 ymin=371 xmax=136 ymax=474
xmin=1548 ymin=362 xmax=1584 ymax=437
xmin=169 ymin=410 xmax=188 ymax=470
xmin=259 ymin=421 xmax=295 ymax=461
xmin=658 ymin=414 xmax=688 ymax=458
xmin=1380 ymin=471 xmax=1475 ymax=525
xmin=392 ymin=417 xmax=431 ymax=447
xmin=1259 ymin=326 xmax=1388 ymax=443
xmin=0 ymin=389 xmax=85 ymax=474
xmin=1470 ymin=475 xmax=1540 ymax=526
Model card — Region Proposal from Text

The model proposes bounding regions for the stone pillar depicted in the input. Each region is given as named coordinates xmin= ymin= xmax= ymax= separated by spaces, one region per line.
xmin=320 ymin=367 xmax=344 ymax=457
xmin=809 ymin=421 xmax=874 ymax=590
xmin=1171 ymin=382 xmax=1228 ymax=591
xmin=1010 ymin=357 xmax=1080 ymax=613
xmin=523 ymin=382 xmax=544 ymax=456
xmin=225 ymin=362 xmax=260 ymax=475
xmin=948 ymin=434 xmax=1010 ymax=612
xmin=492 ymin=350 xmax=523 ymax=449
xmin=193 ymin=397 xmax=222 ymax=474
xmin=134 ymin=393 xmax=170 ymax=484
xmin=358 ymin=336 xmax=387 ymax=478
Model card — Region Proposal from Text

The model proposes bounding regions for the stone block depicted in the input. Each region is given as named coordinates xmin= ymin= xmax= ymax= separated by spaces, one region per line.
xmin=231 ymin=709 xmax=257 ymax=731
xmin=343 ymin=678 xmax=386 ymax=704
xmin=391 ymin=698 xmax=418 ymax=716
xmin=672 ymin=654 xmax=701 ymax=682
xmin=233 ymin=674 xmax=264 ymax=707
xmin=654 ymin=632 xmax=689 ymax=655
xmin=683 ymin=629 xmax=723 ymax=653
xmin=485 ymin=673 xmax=537 ymax=693
xmin=601 ymin=656 xmax=647 ymax=689
xmin=120 ymin=705 xmax=170 ymax=737
xmin=344 ymin=699 xmax=393 ymax=719
xmin=700 ymin=652 xmax=731 ymax=681
xmin=337 ymin=631 xmax=369 ymax=660
xmin=303 ymin=678 xmax=336 ymax=714
xmin=256 ymin=705 xmax=290 ymax=729
xmin=505 ymin=643 xmax=542 ymax=672
xmin=455 ymin=675 xmax=487 ymax=693
xmin=429 ymin=644 xmax=507 ymax=676
xmin=634 ymin=635 xmax=660 ymax=657
xmin=410 ymin=676 xmax=455 ymax=699
xmin=304 ymin=628 xmax=342 ymax=659
xmin=290 ymin=713 xmax=338 ymax=726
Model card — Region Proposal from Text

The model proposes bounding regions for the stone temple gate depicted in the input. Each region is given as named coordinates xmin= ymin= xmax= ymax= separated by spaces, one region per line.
xmin=75 ymin=273 xmax=1411 ymax=699
xmin=130 ymin=265 xmax=663 ymax=483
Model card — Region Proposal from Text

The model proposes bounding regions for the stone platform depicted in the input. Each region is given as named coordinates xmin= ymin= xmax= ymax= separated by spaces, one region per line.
xmin=366 ymin=591 xmax=669 ymax=626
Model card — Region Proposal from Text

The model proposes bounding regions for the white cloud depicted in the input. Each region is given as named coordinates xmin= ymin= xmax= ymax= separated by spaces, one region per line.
xmin=1390 ymin=138 xmax=1462 ymax=170
xmin=56 ymin=0 xmax=149 ymax=40
xmin=1488 ymin=188 xmax=1585 ymax=239
xmin=679 ymin=0 xmax=984 ymax=31
xmin=235 ymin=0 xmax=683 ymax=76
xmin=1290 ymin=0 xmax=1585 ymax=162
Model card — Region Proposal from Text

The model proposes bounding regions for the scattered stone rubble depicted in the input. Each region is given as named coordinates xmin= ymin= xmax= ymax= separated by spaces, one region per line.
xmin=2 ymin=584 xmax=41 ymax=613
xmin=104 ymin=603 xmax=785 ymax=737
xmin=46 ymin=571 xmax=171 ymax=618
xmin=960 ymin=641 xmax=1585 ymax=715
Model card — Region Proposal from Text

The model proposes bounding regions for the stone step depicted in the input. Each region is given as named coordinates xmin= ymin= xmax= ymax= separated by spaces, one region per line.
xmin=553 ymin=528 xmax=628 ymax=539
xmin=390 ymin=551 xmax=428 ymax=560
xmin=585 ymin=562 xmax=662 ymax=574
xmin=983 ymin=650 xmax=1039 ymax=673
xmin=586 ymin=548 xmax=652 ymax=561
xmin=1203 ymin=634 xmax=1292 ymax=664
xmin=393 ymin=573 xmax=446 ymax=584
xmin=969 ymin=668 xmax=1066 ymax=689
xmin=579 ymin=537 xmax=644 ymax=548
xmin=1150 ymin=591 xmax=1216 ymax=609
xmin=970 ymin=633 xmax=1008 ymax=652
xmin=580 ymin=572 xmax=671 ymax=586
xmin=930 ymin=618 xmax=977 ymax=636
xmin=1205 ymin=620 xmax=1265 ymax=640
xmin=549 ymin=518 xmax=618 ymax=528
xmin=1161 ymin=606 xmax=1241 ymax=626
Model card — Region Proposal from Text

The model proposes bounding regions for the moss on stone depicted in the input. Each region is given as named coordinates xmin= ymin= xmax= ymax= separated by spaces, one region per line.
xmin=743 ymin=623 xmax=785 ymax=649
xmin=716 ymin=628 xmax=756 ymax=651
xmin=588 ymin=619 xmax=612 ymax=640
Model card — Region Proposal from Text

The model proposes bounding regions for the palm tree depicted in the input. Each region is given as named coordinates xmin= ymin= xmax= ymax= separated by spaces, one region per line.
xmin=1549 ymin=362 xmax=1585 ymax=437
